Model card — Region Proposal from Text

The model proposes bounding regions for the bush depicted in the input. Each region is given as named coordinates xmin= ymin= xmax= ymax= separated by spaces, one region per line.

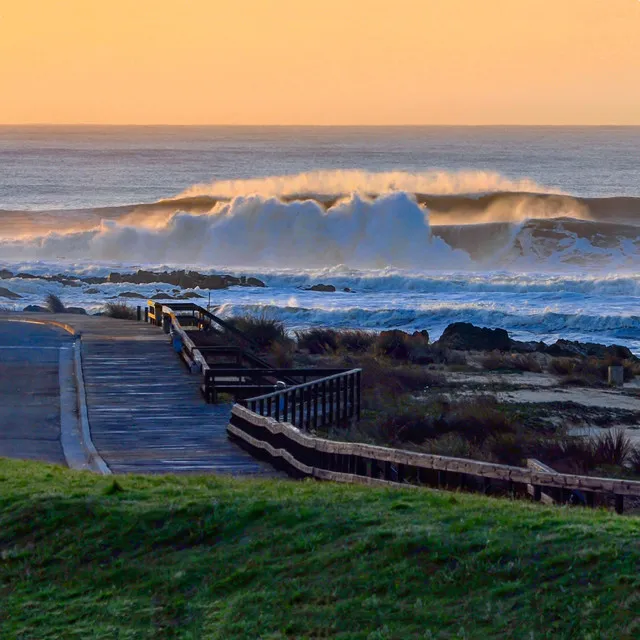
xmin=296 ymin=328 xmax=339 ymax=354
xmin=480 ymin=352 xmax=542 ymax=373
xmin=593 ymin=429 xmax=632 ymax=466
xmin=45 ymin=293 xmax=65 ymax=313
xmin=271 ymin=341 xmax=294 ymax=368
xmin=423 ymin=432 xmax=484 ymax=460
xmin=548 ymin=358 xmax=576 ymax=376
xmin=551 ymin=356 xmax=639 ymax=384
xmin=226 ymin=314 xmax=287 ymax=350
xmin=337 ymin=330 xmax=376 ymax=354
xmin=440 ymin=396 xmax=518 ymax=445
xmin=358 ymin=356 xmax=446 ymax=402
xmin=374 ymin=330 xmax=429 ymax=361
xmin=486 ymin=432 xmax=527 ymax=466
xmin=103 ymin=302 xmax=136 ymax=320
xmin=536 ymin=436 xmax=597 ymax=473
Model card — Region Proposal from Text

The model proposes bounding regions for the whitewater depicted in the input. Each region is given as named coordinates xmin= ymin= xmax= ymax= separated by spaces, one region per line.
xmin=1 ymin=126 xmax=639 ymax=350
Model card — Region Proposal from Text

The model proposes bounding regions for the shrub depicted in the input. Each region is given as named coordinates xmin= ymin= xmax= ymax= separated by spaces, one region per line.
xmin=551 ymin=356 xmax=639 ymax=384
xmin=45 ymin=293 xmax=65 ymax=313
xmin=358 ymin=356 xmax=446 ymax=401
xmin=423 ymin=432 xmax=484 ymax=460
xmin=271 ymin=340 xmax=294 ymax=368
xmin=440 ymin=395 xmax=518 ymax=445
xmin=103 ymin=302 xmax=136 ymax=320
xmin=374 ymin=330 xmax=413 ymax=360
xmin=337 ymin=330 xmax=376 ymax=354
xmin=548 ymin=358 xmax=576 ymax=376
xmin=480 ymin=352 xmax=542 ymax=373
xmin=593 ymin=429 xmax=632 ymax=467
xmin=225 ymin=314 xmax=287 ymax=350
xmin=485 ymin=432 xmax=527 ymax=466
xmin=296 ymin=328 xmax=339 ymax=354
xmin=536 ymin=436 xmax=597 ymax=473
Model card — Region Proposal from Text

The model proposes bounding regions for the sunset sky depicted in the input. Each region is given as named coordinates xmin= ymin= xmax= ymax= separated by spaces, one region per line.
xmin=1 ymin=0 xmax=639 ymax=125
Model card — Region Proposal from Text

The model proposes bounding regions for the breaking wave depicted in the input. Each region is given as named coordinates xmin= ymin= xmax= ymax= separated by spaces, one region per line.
xmin=1 ymin=170 xmax=639 ymax=270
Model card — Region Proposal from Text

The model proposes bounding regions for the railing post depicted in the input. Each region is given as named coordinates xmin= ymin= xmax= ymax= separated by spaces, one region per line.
xmin=283 ymin=391 xmax=289 ymax=423
xmin=275 ymin=393 xmax=280 ymax=422
xmin=144 ymin=306 xmax=149 ymax=323
xmin=349 ymin=372 xmax=355 ymax=419
xmin=259 ymin=398 xmax=265 ymax=416
xmin=313 ymin=385 xmax=319 ymax=430
xmin=321 ymin=380 xmax=327 ymax=427
xmin=356 ymin=370 xmax=361 ymax=421
xmin=328 ymin=379 xmax=334 ymax=425
xmin=615 ymin=494 xmax=624 ymax=515
xmin=342 ymin=376 xmax=348 ymax=424
xmin=267 ymin=396 xmax=272 ymax=417
xmin=298 ymin=387 xmax=304 ymax=428
xmin=306 ymin=385 xmax=312 ymax=430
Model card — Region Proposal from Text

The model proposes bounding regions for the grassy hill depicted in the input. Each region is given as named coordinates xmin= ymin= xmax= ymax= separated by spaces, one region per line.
xmin=0 ymin=458 xmax=638 ymax=639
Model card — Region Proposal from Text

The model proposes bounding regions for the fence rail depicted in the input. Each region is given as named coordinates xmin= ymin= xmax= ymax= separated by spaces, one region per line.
xmin=243 ymin=368 xmax=361 ymax=432
xmin=228 ymin=404 xmax=640 ymax=514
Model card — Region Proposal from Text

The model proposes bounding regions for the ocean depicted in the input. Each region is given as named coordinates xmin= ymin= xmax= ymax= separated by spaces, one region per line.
xmin=1 ymin=125 xmax=639 ymax=350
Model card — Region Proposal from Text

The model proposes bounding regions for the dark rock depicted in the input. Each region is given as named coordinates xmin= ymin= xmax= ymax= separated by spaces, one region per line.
xmin=106 ymin=269 xmax=265 ymax=290
xmin=176 ymin=291 xmax=204 ymax=299
xmin=245 ymin=277 xmax=266 ymax=288
xmin=510 ymin=339 xmax=546 ymax=354
xmin=84 ymin=288 xmax=101 ymax=294
xmin=118 ymin=291 xmax=146 ymax=299
xmin=343 ymin=287 xmax=356 ymax=293
xmin=0 ymin=287 xmax=21 ymax=300
xmin=437 ymin=322 xmax=511 ymax=351
xmin=23 ymin=305 xmax=49 ymax=313
xmin=151 ymin=293 xmax=174 ymax=300
xmin=65 ymin=307 xmax=88 ymax=315
xmin=15 ymin=272 xmax=39 ymax=280
xmin=306 ymin=284 xmax=336 ymax=293
xmin=81 ymin=277 xmax=109 ymax=285
xmin=544 ymin=339 xmax=635 ymax=360
xmin=0 ymin=269 xmax=13 ymax=279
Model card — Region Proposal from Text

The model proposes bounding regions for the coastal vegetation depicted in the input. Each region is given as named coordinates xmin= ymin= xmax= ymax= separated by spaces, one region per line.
xmin=213 ymin=316 xmax=640 ymax=486
xmin=1 ymin=457 xmax=638 ymax=639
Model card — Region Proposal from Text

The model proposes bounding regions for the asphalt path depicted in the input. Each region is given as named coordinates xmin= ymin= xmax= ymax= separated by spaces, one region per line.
xmin=0 ymin=321 xmax=73 ymax=464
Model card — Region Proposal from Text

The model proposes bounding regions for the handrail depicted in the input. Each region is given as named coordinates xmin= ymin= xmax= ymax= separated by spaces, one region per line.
xmin=228 ymin=404 xmax=640 ymax=514
xmin=246 ymin=368 xmax=361 ymax=403
xmin=151 ymin=300 xmax=299 ymax=385
xmin=242 ymin=368 xmax=362 ymax=431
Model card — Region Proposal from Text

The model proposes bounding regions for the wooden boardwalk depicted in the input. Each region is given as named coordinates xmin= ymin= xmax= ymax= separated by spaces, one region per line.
xmin=7 ymin=314 xmax=278 ymax=476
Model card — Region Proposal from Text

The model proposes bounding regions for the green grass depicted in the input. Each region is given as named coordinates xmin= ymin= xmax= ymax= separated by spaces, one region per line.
xmin=1 ymin=458 xmax=639 ymax=639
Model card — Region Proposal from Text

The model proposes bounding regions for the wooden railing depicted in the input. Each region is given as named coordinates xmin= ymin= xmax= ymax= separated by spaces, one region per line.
xmin=204 ymin=367 xmax=353 ymax=404
xmin=228 ymin=404 xmax=640 ymax=514
xmin=243 ymin=369 xmax=361 ymax=431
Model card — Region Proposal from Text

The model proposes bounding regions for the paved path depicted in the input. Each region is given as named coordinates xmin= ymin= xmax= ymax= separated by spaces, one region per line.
xmin=0 ymin=313 xmax=277 ymax=476
xmin=0 ymin=320 xmax=73 ymax=464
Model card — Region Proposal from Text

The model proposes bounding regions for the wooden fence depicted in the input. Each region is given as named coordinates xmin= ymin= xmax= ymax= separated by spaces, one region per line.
xmin=242 ymin=368 xmax=361 ymax=431
xmin=228 ymin=404 xmax=640 ymax=514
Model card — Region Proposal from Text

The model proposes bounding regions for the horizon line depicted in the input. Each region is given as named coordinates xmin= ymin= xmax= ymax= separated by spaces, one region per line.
xmin=2 ymin=122 xmax=640 ymax=128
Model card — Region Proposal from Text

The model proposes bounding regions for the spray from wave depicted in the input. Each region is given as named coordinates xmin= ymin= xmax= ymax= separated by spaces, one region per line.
xmin=179 ymin=169 xmax=556 ymax=200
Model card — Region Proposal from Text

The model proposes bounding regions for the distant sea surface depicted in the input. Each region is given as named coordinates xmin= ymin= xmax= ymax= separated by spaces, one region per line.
xmin=1 ymin=125 xmax=640 ymax=350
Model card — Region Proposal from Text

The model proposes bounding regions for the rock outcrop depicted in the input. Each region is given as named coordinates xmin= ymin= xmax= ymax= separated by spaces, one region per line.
xmin=436 ymin=322 xmax=511 ymax=352
xmin=107 ymin=270 xmax=266 ymax=290
xmin=0 ymin=287 xmax=21 ymax=300
xmin=305 ymin=284 xmax=337 ymax=293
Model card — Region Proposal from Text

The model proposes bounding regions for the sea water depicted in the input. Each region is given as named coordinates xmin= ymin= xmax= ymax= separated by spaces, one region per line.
xmin=1 ymin=126 xmax=639 ymax=350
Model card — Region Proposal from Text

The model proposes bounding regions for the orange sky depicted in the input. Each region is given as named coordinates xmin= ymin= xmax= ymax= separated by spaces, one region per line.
xmin=1 ymin=0 xmax=639 ymax=125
